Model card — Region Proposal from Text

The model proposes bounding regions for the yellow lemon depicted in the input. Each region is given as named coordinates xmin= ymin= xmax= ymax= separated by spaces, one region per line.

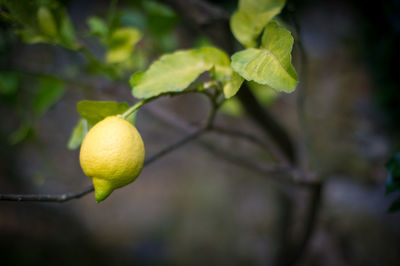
xmin=79 ymin=116 xmax=145 ymax=202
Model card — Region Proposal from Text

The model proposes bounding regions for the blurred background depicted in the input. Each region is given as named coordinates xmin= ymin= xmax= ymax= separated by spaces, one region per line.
xmin=1 ymin=0 xmax=400 ymax=265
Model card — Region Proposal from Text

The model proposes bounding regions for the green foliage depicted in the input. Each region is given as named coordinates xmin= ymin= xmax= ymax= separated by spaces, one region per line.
xmin=385 ymin=152 xmax=400 ymax=212
xmin=68 ymin=119 xmax=85 ymax=150
xmin=142 ymin=0 xmax=178 ymax=36
xmin=77 ymin=101 xmax=130 ymax=125
xmin=231 ymin=21 xmax=298 ymax=93
xmin=223 ymin=72 xmax=244 ymax=99
xmin=0 ymin=71 xmax=19 ymax=96
xmin=33 ymin=77 xmax=65 ymax=116
xmin=68 ymin=101 xmax=132 ymax=149
xmin=85 ymin=13 xmax=142 ymax=79
xmin=0 ymin=0 xmax=79 ymax=49
xmin=220 ymin=97 xmax=245 ymax=117
xmin=37 ymin=6 xmax=58 ymax=37
xmin=230 ymin=0 xmax=286 ymax=47
xmin=131 ymin=47 xmax=232 ymax=99
xmin=106 ymin=27 xmax=142 ymax=63
xmin=87 ymin=16 xmax=108 ymax=37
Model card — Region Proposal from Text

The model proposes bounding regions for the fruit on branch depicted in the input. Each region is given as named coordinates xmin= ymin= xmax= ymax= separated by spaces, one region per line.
xmin=79 ymin=116 xmax=145 ymax=202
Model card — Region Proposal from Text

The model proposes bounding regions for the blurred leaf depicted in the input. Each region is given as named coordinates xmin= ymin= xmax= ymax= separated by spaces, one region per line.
xmin=33 ymin=77 xmax=65 ymax=116
xmin=37 ymin=6 xmax=58 ymax=37
xmin=0 ymin=0 xmax=37 ymax=30
xmin=131 ymin=49 xmax=212 ymax=99
xmin=385 ymin=152 xmax=400 ymax=195
xmin=248 ymin=80 xmax=278 ymax=106
xmin=220 ymin=97 xmax=245 ymax=117
xmin=106 ymin=27 xmax=142 ymax=63
xmin=77 ymin=100 xmax=129 ymax=125
xmin=231 ymin=22 xmax=298 ymax=93
xmin=143 ymin=0 xmax=178 ymax=36
xmin=230 ymin=0 xmax=285 ymax=47
xmin=194 ymin=36 xmax=213 ymax=48
xmin=0 ymin=71 xmax=19 ymax=95
xmin=120 ymin=10 xmax=146 ymax=30
xmin=2 ymin=0 xmax=78 ymax=49
xmin=143 ymin=0 xmax=175 ymax=17
xmin=388 ymin=197 xmax=400 ymax=213
xmin=67 ymin=118 xmax=86 ymax=150
xmin=59 ymin=13 xmax=78 ymax=49
xmin=8 ymin=121 xmax=32 ymax=145
xmin=87 ymin=16 xmax=108 ymax=37
xmin=223 ymin=71 xmax=244 ymax=99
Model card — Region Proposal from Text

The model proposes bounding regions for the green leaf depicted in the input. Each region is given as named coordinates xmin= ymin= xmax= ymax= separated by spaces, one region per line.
xmin=143 ymin=0 xmax=178 ymax=36
xmin=196 ymin=46 xmax=232 ymax=82
xmin=37 ymin=6 xmax=58 ymax=37
xmin=67 ymin=118 xmax=86 ymax=150
xmin=9 ymin=121 xmax=32 ymax=145
xmin=131 ymin=49 xmax=213 ymax=99
xmin=76 ymin=100 xmax=130 ymax=125
xmin=59 ymin=13 xmax=78 ymax=49
xmin=220 ymin=97 xmax=245 ymax=117
xmin=106 ymin=27 xmax=142 ymax=63
xmin=87 ymin=16 xmax=108 ymax=37
xmin=231 ymin=22 xmax=298 ymax=93
xmin=230 ymin=0 xmax=285 ymax=47
xmin=0 ymin=72 xmax=19 ymax=95
xmin=33 ymin=77 xmax=65 ymax=116
xmin=238 ymin=0 xmax=285 ymax=11
xmin=223 ymin=71 xmax=244 ymax=98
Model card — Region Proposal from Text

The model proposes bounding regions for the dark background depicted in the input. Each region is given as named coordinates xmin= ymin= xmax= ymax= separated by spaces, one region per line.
xmin=1 ymin=0 xmax=400 ymax=265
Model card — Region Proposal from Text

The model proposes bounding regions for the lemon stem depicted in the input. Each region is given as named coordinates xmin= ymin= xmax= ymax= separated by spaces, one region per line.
xmin=121 ymin=99 xmax=151 ymax=119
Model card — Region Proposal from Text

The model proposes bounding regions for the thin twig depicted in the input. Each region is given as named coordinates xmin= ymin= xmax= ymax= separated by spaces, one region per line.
xmin=0 ymin=126 xmax=207 ymax=202
xmin=0 ymin=185 xmax=94 ymax=203
xmin=211 ymin=125 xmax=286 ymax=164
xmin=143 ymin=128 xmax=207 ymax=166
xmin=0 ymin=90 xmax=219 ymax=203
xmin=144 ymin=104 xmax=318 ymax=187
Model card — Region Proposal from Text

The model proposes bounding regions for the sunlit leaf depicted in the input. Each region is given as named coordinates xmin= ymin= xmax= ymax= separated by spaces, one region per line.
xmin=196 ymin=46 xmax=232 ymax=82
xmin=230 ymin=0 xmax=285 ymax=47
xmin=33 ymin=77 xmax=65 ymax=116
xmin=231 ymin=22 xmax=298 ymax=93
xmin=77 ymin=100 xmax=129 ymax=125
xmin=106 ymin=27 xmax=142 ymax=63
xmin=223 ymin=71 xmax=244 ymax=99
xmin=131 ymin=49 xmax=212 ymax=99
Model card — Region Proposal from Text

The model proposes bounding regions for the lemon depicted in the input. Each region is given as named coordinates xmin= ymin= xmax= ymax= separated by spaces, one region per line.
xmin=79 ymin=116 xmax=145 ymax=202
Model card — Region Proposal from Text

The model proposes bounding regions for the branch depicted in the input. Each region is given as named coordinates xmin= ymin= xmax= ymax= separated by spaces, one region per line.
xmin=0 ymin=185 xmax=94 ymax=203
xmin=0 ymin=127 xmax=207 ymax=202
xmin=0 ymin=89 xmax=219 ymax=203
xmin=144 ymin=104 xmax=318 ymax=187
xmin=211 ymin=125 xmax=288 ymax=164
xmin=160 ymin=0 xmax=297 ymax=164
